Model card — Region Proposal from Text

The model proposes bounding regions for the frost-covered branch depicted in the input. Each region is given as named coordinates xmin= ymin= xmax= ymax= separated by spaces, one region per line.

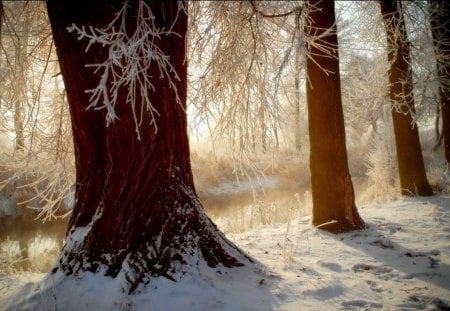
xmin=67 ymin=1 xmax=184 ymax=139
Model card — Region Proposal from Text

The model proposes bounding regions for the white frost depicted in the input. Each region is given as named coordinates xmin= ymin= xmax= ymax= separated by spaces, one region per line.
xmin=67 ymin=1 xmax=185 ymax=140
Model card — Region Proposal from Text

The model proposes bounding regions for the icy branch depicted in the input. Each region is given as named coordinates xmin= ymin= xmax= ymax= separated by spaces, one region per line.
xmin=67 ymin=1 xmax=184 ymax=139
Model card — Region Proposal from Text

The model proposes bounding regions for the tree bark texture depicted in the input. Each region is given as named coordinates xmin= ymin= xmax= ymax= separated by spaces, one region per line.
xmin=46 ymin=0 xmax=247 ymax=293
xmin=380 ymin=0 xmax=433 ymax=196
xmin=304 ymin=0 xmax=365 ymax=233
xmin=429 ymin=0 xmax=450 ymax=167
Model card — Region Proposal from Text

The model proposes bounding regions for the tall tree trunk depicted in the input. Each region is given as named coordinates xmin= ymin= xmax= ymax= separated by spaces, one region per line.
xmin=12 ymin=4 xmax=29 ymax=152
xmin=429 ymin=0 xmax=450 ymax=167
xmin=0 ymin=2 xmax=4 ymax=44
xmin=260 ymin=104 xmax=267 ymax=153
xmin=304 ymin=0 xmax=365 ymax=233
xmin=380 ymin=0 xmax=433 ymax=196
xmin=46 ymin=0 xmax=247 ymax=294
xmin=13 ymin=99 xmax=24 ymax=151
xmin=273 ymin=121 xmax=279 ymax=152
xmin=294 ymin=49 xmax=302 ymax=152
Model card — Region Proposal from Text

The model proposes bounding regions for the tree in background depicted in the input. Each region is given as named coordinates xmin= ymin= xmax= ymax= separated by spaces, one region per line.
xmin=188 ymin=2 xmax=303 ymax=168
xmin=294 ymin=8 xmax=303 ymax=152
xmin=47 ymin=0 xmax=248 ymax=293
xmin=429 ymin=0 xmax=450 ymax=167
xmin=0 ymin=2 xmax=3 ymax=38
xmin=304 ymin=0 xmax=365 ymax=233
xmin=379 ymin=0 xmax=433 ymax=196
xmin=0 ymin=1 xmax=73 ymax=222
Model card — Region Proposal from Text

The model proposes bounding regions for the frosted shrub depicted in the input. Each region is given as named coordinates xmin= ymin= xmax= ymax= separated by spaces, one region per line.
xmin=0 ymin=239 xmax=25 ymax=274
xmin=361 ymin=121 xmax=400 ymax=204
xmin=427 ymin=163 xmax=450 ymax=193
xmin=28 ymin=235 xmax=60 ymax=272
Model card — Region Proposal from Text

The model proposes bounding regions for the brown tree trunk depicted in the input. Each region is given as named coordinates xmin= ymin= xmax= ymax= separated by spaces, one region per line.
xmin=380 ymin=0 xmax=433 ymax=196
xmin=429 ymin=0 xmax=450 ymax=167
xmin=46 ymin=0 xmax=248 ymax=293
xmin=304 ymin=0 xmax=365 ymax=233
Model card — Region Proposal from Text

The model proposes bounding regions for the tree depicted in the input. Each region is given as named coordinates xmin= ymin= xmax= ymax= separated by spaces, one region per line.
xmin=0 ymin=2 xmax=3 ymax=38
xmin=429 ymin=0 xmax=450 ymax=167
xmin=11 ymin=3 xmax=30 ymax=152
xmin=294 ymin=8 xmax=303 ymax=152
xmin=46 ymin=0 xmax=248 ymax=293
xmin=379 ymin=0 xmax=433 ymax=196
xmin=304 ymin=0 xmax=365 ymax=233
xmin=189 ymin=2 xmax=301 ymax=158
xmin=0 ymin=1 xmax=74 ymax=224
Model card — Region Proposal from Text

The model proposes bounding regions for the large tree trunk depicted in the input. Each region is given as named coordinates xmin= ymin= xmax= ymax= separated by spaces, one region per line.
xmin=429 ymin=0 xmax=450 ymax=167
xmin=380 ymin=0 xmax=433 ymax=196
xmin=304 ymin=0 xmax=365 ymax=233
xmin=46 ymin=0 xmax=247 ymax=294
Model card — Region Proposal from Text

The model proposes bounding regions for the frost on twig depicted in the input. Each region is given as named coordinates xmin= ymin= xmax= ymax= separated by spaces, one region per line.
xmin=303 ymin=1 xmax=338 ymax=80
xmin=67 ymin=1 xmax=184 ymax=139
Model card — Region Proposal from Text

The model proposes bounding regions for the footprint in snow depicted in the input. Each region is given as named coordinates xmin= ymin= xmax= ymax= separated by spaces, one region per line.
xmin=340 ymin=300 xmax=383 ymax=310
xmin=316 ymin=260 xmax=342 ymax=272
xmin=404 ymin=250 xmax=441 ymax=268
xmin=379 ymin=222 xmax=402 ymax=234
xmin=352 ymin=264 xmax=395 ymax=281
xmin=365 ymin=280 xmax=384 ymax=293
xmin=369 ymin=237 xmax=395 ymax=249
xmin=352 ymin=263 xmax=392 ymax=274
xmin=397 ymin=294 xmax=450 ymax=310
xmin=404 ymin=249 xmax=440 ymax=257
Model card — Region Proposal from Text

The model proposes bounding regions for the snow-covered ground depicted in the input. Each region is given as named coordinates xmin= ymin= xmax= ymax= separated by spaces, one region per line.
xmin=1 ymin=195 xmax=449 ymax=310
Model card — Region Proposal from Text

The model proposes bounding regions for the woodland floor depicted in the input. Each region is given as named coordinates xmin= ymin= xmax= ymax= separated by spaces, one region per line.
xmin=1 ymin=194 xmax=449 ymax=310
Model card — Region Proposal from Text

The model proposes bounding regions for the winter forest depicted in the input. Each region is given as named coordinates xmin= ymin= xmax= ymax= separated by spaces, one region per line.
xmin=0 ymin=0 xmax=449 ymax=310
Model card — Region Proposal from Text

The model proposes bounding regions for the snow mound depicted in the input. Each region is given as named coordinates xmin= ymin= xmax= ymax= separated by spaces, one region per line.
xmin=2 ymin=260 xmax=274 ymax=311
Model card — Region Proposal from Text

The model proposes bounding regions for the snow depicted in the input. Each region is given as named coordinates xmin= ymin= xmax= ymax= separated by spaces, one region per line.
xmin=1 ymin=196 xmax=450 ymax=310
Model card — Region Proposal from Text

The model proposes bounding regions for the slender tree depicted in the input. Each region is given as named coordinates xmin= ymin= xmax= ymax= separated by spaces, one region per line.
xmin=304 ymin=0 xmax=365 ymax=233
xmin=429 ymin=0 xmax=450 ymax=167
xmin=46 ymin=0 xmax=248 ymax=293
xmin=0 ymin=2 xmax=3 ymax=42
xmin=380 ymin=0 xmax=433 ymax=196
xmin=12 ymin=6 xmax=29 ymax=152
xmin=294 ymin=9 xmax=302 ymax=152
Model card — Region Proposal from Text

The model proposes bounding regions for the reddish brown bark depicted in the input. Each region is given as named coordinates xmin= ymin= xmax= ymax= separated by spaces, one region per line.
xmin=304 ymin=0 xmax=365 ymax=233
xmin=429 ymin=0 xmax=450 ymax=167
xmin=380 ymin=0 xmax=433 ymax=196
xmin=46 ymin=0 xmax=247 ymax=293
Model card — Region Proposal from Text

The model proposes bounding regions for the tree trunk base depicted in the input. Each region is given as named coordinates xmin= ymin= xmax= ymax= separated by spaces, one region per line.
xmin=313 ymin=213 xmax=365 ymax=234
xmin=52 ymin=191 xmax=251 ymax=294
